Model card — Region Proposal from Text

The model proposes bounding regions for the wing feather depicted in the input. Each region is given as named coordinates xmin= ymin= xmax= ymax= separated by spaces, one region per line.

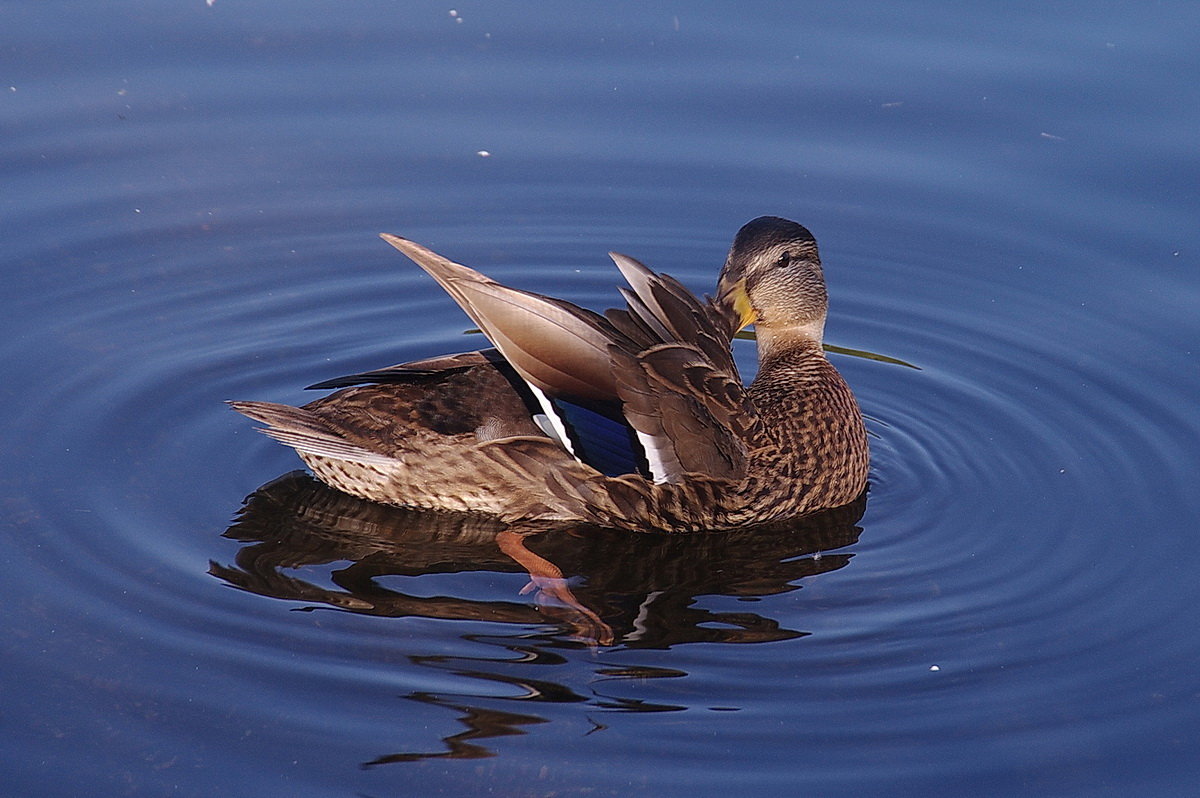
xmin=381 ymin=234 xmax=622 ymax=401
xmin=306 ymin=349 xmax=502 ymax=389
xmin=376 ymin=236 xmax=755 ymax=484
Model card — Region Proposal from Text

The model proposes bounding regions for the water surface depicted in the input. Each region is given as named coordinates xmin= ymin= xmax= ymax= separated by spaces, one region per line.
xmin=4 ymin=2 xmax=1199 ymax=796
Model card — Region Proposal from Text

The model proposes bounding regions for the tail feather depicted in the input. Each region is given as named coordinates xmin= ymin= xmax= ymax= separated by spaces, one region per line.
xmin=227 ymin=400 xmax=395 ymax=466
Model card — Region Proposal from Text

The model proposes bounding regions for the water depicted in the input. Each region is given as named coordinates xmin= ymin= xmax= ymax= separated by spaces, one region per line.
xmin=4 ymin=1 xmax=1199 ymax=795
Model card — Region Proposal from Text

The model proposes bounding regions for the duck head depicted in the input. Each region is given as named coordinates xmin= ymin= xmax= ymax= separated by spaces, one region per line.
xmin=716 ymin=216 xmax=828 ymax=356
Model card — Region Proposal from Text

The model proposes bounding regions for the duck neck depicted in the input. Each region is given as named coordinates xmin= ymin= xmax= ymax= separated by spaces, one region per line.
xmin=754 ymin=319 xmax=825 ymax=366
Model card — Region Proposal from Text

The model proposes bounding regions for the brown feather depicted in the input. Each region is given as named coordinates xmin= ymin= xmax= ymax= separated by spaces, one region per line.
xmin=381 ymin=234 xmax=623 ymax=401
xmin=306 ymin=349 xmax=502 ymax=390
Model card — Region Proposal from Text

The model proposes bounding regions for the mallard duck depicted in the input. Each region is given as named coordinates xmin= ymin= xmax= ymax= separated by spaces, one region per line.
xmin=230 ymin=216 xmax=868 ymax=532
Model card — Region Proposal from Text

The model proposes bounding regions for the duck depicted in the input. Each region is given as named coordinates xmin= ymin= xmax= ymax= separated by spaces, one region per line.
xmin=229 ymin=216 xmax=869 ymax=533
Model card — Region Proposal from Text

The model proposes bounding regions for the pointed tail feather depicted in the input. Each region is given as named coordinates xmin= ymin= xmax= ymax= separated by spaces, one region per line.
xmin=227 ymin=400 xmax=395 ymax=466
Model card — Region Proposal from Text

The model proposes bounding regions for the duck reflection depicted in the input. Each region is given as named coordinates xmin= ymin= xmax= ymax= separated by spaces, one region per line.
xmin=215 ymin=471 xmax=865 ymax=647
xmin=213 ymin=471 xmax=866 ymax=761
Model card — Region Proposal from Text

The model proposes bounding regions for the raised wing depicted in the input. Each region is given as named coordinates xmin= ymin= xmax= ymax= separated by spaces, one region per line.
xmin=378 ymin=236 xmax=754 ymax=484
xmin=604 ymin=252 xmax=753 ymax=483
xmin=381 ymin=234 xmax=624 ymax=402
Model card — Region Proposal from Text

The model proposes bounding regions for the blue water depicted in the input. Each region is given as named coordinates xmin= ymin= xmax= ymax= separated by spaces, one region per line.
xmin=4 ymin=2 xmax=1200 ymax=796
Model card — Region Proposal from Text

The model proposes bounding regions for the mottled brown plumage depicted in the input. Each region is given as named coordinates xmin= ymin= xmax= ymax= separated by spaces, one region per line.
xmin=230 ymin=216 xmax=869 ymax=532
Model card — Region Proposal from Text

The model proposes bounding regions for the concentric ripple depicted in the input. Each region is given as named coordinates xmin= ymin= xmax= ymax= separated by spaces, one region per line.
xmin=9 ymin=180 xmax=1200 ymax=794
xmin=4 ymin=2 xmax=1200 ymax=796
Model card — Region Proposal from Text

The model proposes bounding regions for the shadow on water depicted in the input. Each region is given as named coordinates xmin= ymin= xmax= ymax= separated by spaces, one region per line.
xmin=212 ymin=472 xmax=867 ymax=763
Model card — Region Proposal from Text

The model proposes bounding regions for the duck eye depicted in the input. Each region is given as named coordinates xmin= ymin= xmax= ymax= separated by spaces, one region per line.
xmin=775 ymin=252 xmax=792 ymax=268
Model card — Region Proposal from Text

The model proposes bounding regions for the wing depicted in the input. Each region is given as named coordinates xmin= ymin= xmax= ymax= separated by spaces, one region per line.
xmin=306 ymin=349 xmax=503 ymax=389
xmin=604 ymin=252 xmax=754 ymax=483
xmin=381 ymin=234 xmax=626 ymax=402
xmin=377 ymin=236 xmax=754 ymax=484
xmin=608 ymin=251 xmax=739 ymax=373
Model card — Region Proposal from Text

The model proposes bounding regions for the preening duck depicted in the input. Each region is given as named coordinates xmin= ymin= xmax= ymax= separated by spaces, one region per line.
xmin=230 ymin=216 xmax=868 ymax=532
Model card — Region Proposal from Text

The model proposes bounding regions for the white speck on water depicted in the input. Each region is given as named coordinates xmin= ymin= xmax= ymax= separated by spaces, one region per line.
xmin=1040 ymin=132 xmax=1066 ymax=141
xmin=476 ymin=150 xmax=491 ymax=158
xmin=929 ymin=665 xmax=940 ymax=672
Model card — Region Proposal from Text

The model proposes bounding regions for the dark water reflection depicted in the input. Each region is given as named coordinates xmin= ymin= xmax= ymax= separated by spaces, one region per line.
xmin=215 ymin=473 xmax=864 ymax=761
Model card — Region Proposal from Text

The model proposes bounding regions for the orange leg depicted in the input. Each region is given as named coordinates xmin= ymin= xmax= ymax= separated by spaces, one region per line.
xmin=496 ymin=529 xmax=613 ymax=646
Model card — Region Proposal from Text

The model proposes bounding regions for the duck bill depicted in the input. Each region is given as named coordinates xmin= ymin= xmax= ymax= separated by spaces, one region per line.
xmin=716 ymin=276 xmax=758 ymax=332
